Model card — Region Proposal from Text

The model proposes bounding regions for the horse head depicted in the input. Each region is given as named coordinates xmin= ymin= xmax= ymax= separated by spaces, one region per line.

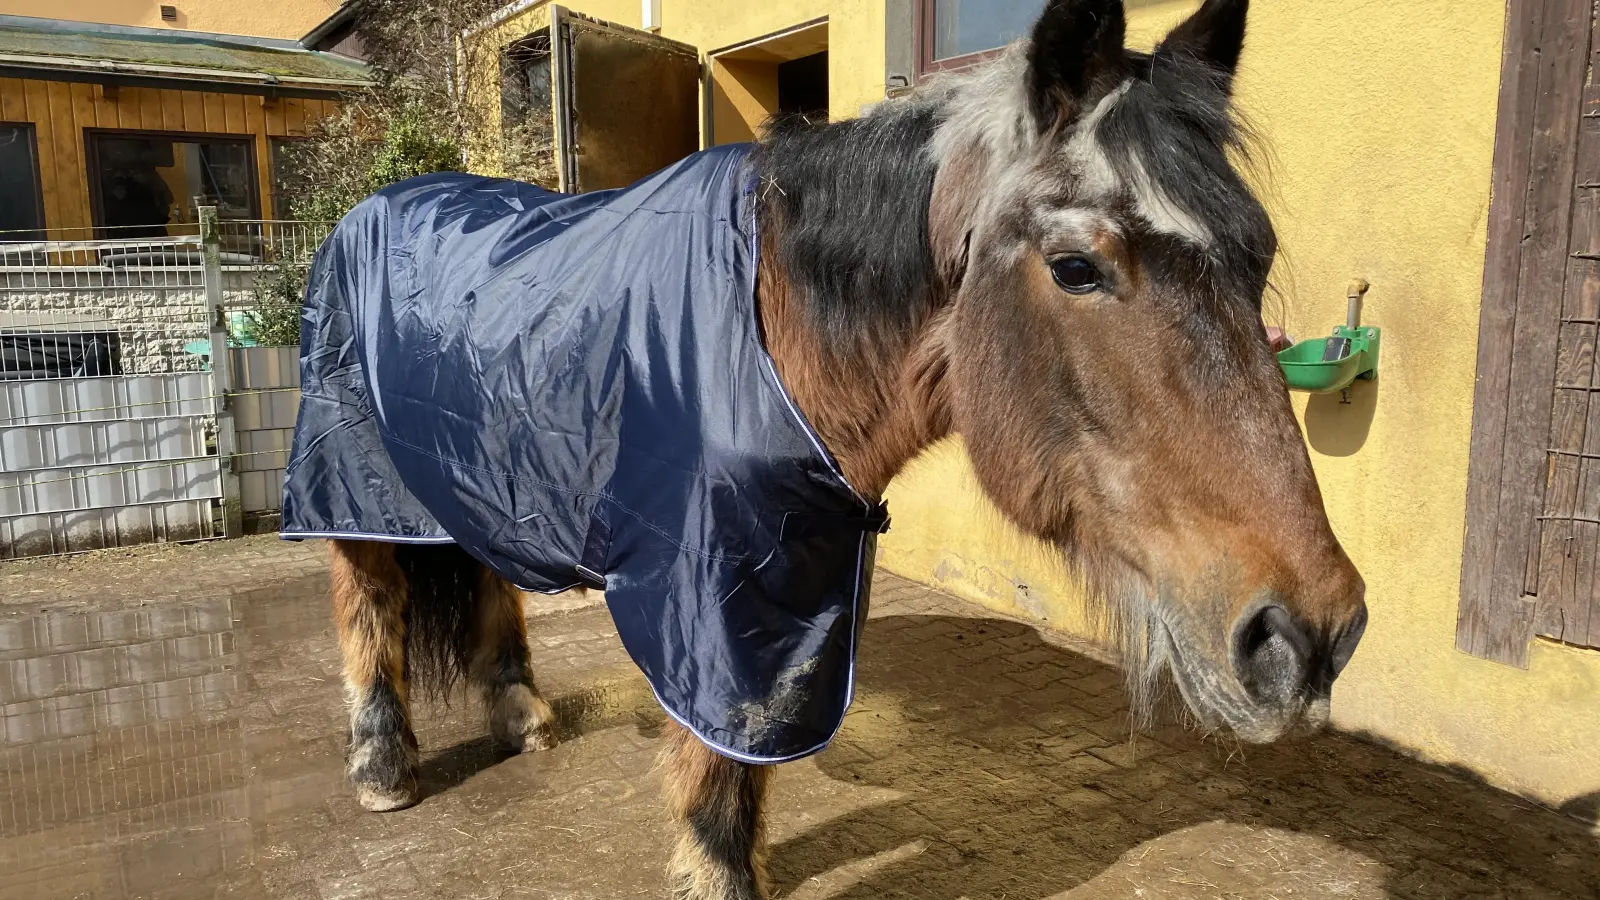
xmin=758 ymin=0 xmax=1366 ymax=744
xmin=922 ymin=0 xmax=1365 ymax=742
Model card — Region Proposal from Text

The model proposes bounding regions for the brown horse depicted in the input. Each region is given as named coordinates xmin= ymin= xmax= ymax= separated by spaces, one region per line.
xmin=321 ymin=0 xmax=1366 ymax=896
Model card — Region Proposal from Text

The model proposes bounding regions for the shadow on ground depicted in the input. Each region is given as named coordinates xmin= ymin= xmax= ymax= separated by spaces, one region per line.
xmin=769 ymin=614 xmax=1600 ymax=900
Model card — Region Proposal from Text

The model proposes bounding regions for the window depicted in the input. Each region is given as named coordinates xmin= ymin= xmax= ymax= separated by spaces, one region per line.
xmin=1459 ymin=0 xmax=1600 ymax=666
xmin=86 ymin=131 xmax=258 ymax=236
xmin=502 ymin=34 xmax=554 ymax=141
xmin=0 ymin=123 xmax=45 ymax=239
xmin=917 ymin=0 xmax=1045 ymax=74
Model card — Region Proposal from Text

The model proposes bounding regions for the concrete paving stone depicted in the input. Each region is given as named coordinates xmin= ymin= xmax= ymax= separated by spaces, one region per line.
xmin=1002 ymin=662 xmax=1074 ymax=690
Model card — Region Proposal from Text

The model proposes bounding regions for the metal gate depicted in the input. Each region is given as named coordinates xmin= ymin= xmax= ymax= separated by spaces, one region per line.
xmin=0 ymin=212 xmax=325 ymax=559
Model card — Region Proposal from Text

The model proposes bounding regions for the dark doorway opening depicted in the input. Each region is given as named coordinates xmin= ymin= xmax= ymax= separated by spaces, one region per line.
xmin=778 ymin=51 xmax=829 ymax=120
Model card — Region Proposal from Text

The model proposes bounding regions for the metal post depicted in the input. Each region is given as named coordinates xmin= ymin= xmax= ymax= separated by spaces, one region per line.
xmin=201 ymin=206 xmax=244 ymax=538
xmin=1346 ymin=278 xmax=1370 ymax=331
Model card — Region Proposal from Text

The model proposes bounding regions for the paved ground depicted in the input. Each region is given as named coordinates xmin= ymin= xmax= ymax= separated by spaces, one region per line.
xmin=1 ymin=538 xmax=1597 ymax=899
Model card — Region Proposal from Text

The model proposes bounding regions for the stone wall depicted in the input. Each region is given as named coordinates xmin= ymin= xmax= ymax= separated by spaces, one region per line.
xmin=0 ymin=269 xmax=260 ymax=375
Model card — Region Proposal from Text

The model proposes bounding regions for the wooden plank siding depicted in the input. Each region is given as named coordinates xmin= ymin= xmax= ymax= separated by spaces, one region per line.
xmin=0 ymin=76 xmax=342 ymax=232
xmin=1460 ymin=0 xmax=1600 ymax=666
xmin=1535 ymin=80 xmax=1600 ymax=650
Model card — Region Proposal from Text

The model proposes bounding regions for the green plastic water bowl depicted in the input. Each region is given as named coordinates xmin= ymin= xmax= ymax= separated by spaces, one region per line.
xmin=1277 ymin=325 xmax=1381 ymax=394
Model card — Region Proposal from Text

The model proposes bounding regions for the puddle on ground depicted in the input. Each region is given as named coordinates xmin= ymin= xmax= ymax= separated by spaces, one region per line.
xmin=0 ymin=576 xmax=661 ymax=900
xmin=5 ymin=576 xmax=1596 ymax=900
xmin=0 ymin=577 xmax=335 ymax=897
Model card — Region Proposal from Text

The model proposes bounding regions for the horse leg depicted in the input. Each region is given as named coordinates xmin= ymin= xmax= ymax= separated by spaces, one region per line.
xmin=470 ymin=568 xmax=557 ymax=752
xmin=662 ymin=722 xmax=772 ymax=900
xmin=329 ymin=539 xmax=419 ymax=811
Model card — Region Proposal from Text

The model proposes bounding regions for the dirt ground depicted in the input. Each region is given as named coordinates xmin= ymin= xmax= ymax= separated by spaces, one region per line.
xmin=1 ymin=538 xmax=1597 ymax=899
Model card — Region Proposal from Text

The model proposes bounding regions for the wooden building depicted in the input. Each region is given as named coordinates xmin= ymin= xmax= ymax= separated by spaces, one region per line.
xmin=0 ymin=13 xmax=369 ymax=236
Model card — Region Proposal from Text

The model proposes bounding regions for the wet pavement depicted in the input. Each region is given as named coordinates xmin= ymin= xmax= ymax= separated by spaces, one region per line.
xmin=2 ymin=538 xmax=1597 ymax=899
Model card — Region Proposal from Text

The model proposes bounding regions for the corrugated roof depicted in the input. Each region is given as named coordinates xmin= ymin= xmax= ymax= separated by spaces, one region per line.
xmin=0 ymin=14 xmax=371 ymax=88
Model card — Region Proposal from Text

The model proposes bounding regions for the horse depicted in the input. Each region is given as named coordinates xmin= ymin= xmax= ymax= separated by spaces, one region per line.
xmin=289 ymin=1 xmax=1367 ymax=897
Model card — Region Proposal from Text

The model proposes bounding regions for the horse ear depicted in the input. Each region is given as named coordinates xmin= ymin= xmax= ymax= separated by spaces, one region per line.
xmin=1026 ymin=0 xmax=1128 ymax=132
xmin=1156 ymin=0 xmax=1249 ymax=89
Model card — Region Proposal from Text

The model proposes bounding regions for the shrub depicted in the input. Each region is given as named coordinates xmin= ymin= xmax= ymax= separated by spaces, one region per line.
xmin=264 ymin=0 xmax=561 ymax=345
xmin=244 ymin=258 xmax=309 ymax=348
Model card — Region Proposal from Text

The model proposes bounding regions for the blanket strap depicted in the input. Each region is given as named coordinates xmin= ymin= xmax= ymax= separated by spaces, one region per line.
xmin=778 ymin=503 xmax=891 ymax=541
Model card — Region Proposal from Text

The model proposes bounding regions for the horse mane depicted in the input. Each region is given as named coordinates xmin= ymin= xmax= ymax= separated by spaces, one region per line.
xmin=749 ymin=103 xmax=946 ymax=361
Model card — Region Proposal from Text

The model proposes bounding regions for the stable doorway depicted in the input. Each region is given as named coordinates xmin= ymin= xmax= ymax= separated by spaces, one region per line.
xmin=708 ymin=19 xmax=830 ymax=146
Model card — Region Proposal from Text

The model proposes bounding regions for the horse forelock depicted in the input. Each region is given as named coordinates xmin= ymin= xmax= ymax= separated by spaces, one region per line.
xmin=922 ymin=43 xmax=1274 ymax=303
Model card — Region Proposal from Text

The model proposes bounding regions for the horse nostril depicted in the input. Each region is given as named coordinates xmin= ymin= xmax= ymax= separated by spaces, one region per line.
xmin=1331 ymin=603 xmax=1368 ymax=676
xmin=1233 ymin=604 xmax=1314 ymax=703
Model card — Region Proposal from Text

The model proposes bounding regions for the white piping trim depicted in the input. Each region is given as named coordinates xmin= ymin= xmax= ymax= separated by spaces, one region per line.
xmin=643 ymin=529 xmax=870 ymax=766
xmin=279 ymin=530 xmax=587 ymax=595
xmin=743 ymin=189 xmax=870 ymax=508
xmin=757 ymin=353 xmax=869 ymax=507
xmin=278 ymin=530 xmax=457 ymax=544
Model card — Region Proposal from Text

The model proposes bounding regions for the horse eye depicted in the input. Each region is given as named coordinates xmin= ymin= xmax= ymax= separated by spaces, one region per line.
xmin=1050 ymin=256 xmax=1102 ymax=295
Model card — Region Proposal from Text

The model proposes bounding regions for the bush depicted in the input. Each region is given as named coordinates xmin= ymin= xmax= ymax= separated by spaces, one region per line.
xmin=278 ymin=0 xmax=555 ymax=223
xmin=263 ymin=0 xmax=560 ymax=346
xmin=264 ymin=93 xmax=467 ymax=346
xmin=244 ymin=259 xmax=309 ymax=347
xmin=284 ymin=96 xmax=464 ymax=224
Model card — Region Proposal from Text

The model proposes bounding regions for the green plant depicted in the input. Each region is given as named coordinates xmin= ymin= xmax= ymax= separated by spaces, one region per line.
xmin=243 ymin=258 xmax=309 ymax=347
xmin=281 ymin=96 xmax=466 ymax=225
xmin=277 ymin=0 xmax=558 ymax=224
xmin=369 ymin=101 xmax=464 ymax=187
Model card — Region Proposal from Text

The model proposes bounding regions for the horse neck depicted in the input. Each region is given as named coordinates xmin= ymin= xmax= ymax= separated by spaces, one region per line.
xmin=755 ymin=229 xmax=952 ymax=500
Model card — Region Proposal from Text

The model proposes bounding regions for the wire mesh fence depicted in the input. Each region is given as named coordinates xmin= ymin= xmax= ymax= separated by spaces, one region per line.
xmin=0 ymin=220 xmax=329 ymax=380
xmin=0 ymin=225 xmax=207 ymax=379
xmin=0 ymin=215 xmax=329 ymax=557
xmin=216 ymin=219 xmax=329 ymax=352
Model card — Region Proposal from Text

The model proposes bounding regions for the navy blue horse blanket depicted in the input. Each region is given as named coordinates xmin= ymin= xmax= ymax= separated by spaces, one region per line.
xmin=280 ymin=145 xmax=888 ymax=763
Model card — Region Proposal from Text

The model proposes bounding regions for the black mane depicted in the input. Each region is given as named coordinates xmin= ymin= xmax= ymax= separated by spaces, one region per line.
xmin=751 ymin=105 xmax=945 ymax=355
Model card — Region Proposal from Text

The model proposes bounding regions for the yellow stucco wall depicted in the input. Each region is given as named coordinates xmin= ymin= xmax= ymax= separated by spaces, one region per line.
xmin=882 ymin=0 xmax=1600 ymax=810
xmin=0 ymin=0 xmax=339 ymax=40
xmin=709 ymin=57 xmax=779 ymax=145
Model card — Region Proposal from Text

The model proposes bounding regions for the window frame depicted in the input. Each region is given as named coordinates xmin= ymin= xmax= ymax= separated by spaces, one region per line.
xmin=913 ymin=0 xmax=1027 ymax=79
xmin=0 ymin=121 xmax=47 ymax=238
xmin=82 ymin=128 xmax=262 ymax=236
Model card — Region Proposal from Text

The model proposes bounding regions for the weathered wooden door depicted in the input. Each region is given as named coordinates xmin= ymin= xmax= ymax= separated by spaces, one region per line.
xmin=550 ymin=7 xmax=701 ymax=193
xmin=1460 ymin=0 xmax=1600 ymax=665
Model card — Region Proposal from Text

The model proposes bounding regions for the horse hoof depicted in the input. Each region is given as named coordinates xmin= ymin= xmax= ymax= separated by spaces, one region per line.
xmin=347 ymin=735 xmax=419 ymax=811
xmin=491 ymin=685 xmax=558 ymax=753
xmin=355 ymin=777 xmax=419 ymax=812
